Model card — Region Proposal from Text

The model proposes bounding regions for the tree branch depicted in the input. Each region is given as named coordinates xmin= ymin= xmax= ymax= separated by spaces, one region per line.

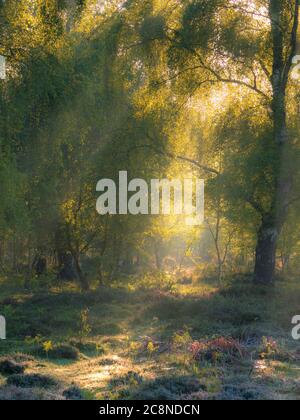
xmin=283 ymin=0 xmax=299 ymax=88
xmin=156 ymin=57 xmax=270 ymax=100
xmin=246 ymin=195 xmax=265 ymax=216
xmin=165 ymin=37 xmax=270 ymax=100
xmin=127 ymin=143 xmax=220 ymax=176
xmin=200 ymin=62 xmax=270 ymax=100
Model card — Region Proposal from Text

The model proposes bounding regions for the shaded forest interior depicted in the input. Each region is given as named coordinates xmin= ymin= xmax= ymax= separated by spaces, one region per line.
xmin=0 ymin=0 xmax=300 ymax=401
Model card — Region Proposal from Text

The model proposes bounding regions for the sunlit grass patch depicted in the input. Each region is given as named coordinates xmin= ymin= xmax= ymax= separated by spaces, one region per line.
xmin=0 ymin=279 xmax=299 ymax=400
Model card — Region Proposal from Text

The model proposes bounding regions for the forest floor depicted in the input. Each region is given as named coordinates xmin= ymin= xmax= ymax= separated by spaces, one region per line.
xmin=0 ymin=275 xmax=300 ymax=400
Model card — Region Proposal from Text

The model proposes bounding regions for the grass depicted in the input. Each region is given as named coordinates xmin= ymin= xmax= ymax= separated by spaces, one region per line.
xmin=0 ymin=275 xmax=299 ymax=400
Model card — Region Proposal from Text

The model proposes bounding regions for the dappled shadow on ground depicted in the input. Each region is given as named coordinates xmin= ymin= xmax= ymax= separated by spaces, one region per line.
xmin=0 ymin=276 xmax=293 ymax=340
xmin=0 ymin=278 xmax=300 ymax=400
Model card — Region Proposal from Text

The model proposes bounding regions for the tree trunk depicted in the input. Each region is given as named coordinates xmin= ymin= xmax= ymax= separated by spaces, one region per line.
xmin=73 ymin=252 xmax=89 ymax=291
xmin=57 ymin=252 xmax=76 ymax=280
xmin=254 ymin=220 xmax=278 ymax=285
xmin=98 ymin=220 xmax=108 ymax=287
xmin=253 ymin=0 xmax=299 ymax=285
xmin=35 ymin=257 xmax=47 ymax=277
xmin=154 ymin=242 xmax=162 ymax=270
xmin=0 ymin=240 xmax=5 ymax=274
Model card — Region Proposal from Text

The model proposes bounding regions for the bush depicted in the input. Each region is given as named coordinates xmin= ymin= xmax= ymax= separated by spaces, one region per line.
xmin=0 ymin=386 xmax=64 ymax=400
xmin=7 ymin=374 xmax=58 ymax=389
xmin=110 ymin=371 xmax=144 ymax=387
xmin=259 ymin=337 xmax=280 ymax=360
xmin=219 ymin=384 xmax=267 ymax=401
xmin=0 ymin=359 xmax=25 ymax=376
xmin=63 ymin=386 xmax=85 ymax=400
xmin=190 ymin=337 xmax=246 ymax=363
xmin=132 ymin=376 xmax=204 ymax=400
xmin=49 ymin=344 xmax=80 ymax=360
xmin=35 ymin=344 xmax=80 ymax=360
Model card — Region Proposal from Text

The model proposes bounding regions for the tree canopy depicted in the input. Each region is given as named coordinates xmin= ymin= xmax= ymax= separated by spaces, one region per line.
xmin=0 ymin=0 xmax=299 ymax=288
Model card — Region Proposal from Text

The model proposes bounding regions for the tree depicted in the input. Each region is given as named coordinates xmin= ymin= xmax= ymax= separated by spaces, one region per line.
xmin=124 ymin=0 xmax=299 ymax=285
xmin=1 ymin=0 xmax=299 ymax=289
xmin=253 ymin=0 xmax=299 ymax=284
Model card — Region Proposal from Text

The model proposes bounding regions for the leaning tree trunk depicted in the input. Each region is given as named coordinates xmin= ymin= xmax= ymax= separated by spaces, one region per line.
xmin=254 ymin=0 xmax=299 ymax=285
